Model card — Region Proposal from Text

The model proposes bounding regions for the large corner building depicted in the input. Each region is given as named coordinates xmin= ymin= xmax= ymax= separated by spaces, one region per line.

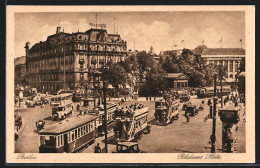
xmin=25 ymin=26 xmax=127 ymax=93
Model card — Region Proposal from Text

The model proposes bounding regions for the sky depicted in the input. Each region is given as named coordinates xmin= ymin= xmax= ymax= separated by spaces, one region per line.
xmin=15 ymin=11 xmax=245 ymax=56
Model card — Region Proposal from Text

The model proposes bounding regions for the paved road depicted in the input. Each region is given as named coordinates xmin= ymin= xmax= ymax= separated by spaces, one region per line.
xmin=14 ymin=103 xmax=81 ymax=153
xmin=15 ymin=96 xmax=245 ymax=153
xmin=82 ymin=97 xmax=246 ymax=153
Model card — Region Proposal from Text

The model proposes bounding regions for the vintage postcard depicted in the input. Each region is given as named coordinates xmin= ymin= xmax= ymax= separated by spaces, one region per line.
xmin=6 ymin=5 xmax=255 ymax=163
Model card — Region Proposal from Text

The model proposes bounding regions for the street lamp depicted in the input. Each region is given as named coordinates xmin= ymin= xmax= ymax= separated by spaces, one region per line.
xmin=211 ymin=73 xmax=218 ymax=153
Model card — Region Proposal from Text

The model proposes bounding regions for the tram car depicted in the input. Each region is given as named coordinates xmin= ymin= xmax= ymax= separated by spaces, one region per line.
xmin=196 ymin=86 xmax=231 ymax=99
xmin=50 ymin=93 xmax=73 ymax=120
xmin=154 ymin=98 xmax=180 ymax=126
xmin=88 ymin=103 xmax=119 ymax=136
xmin=38 ymin=115 xmax=97 ymax=153
xmin=113 ymin=103 xmax=151 ymax=142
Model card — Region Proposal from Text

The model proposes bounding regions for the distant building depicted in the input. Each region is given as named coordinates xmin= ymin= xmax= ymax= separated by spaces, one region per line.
xmin=14 ymin=56 xmax=26 ymax=86
xmin=193 ymin=45 xmax=245 ymax=82
xmin=25 ymin=26 xmax=127 ymax=93
xmin=164 ymin=73 xmax=188 ymax=89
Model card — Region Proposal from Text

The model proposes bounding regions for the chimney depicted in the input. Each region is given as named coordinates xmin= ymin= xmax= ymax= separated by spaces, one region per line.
xmin=56 ymin=26 xmax=61 ymax=34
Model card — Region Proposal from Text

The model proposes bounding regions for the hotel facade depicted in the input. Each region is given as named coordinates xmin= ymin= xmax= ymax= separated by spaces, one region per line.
xmin=25 ymin=26 xmax=127 ymax=93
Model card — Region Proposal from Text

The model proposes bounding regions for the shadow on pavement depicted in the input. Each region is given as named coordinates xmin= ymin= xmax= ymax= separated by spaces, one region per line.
xmin=172 ymin=148 xmax=195 ymax=153
xmin=102 ymin=135 xmax=117 ymax=145
xmin=148 ymin=119 xmax=158 ymax=126
xmin=43 ymin=115 xmax=53 ymax=120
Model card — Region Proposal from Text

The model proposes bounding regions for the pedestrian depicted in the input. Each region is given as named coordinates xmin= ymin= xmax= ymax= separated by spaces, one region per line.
xmin=146 ymin=96 xmax=148 ymax=101
xmin=235 ymin=100 xmax=238 ymax=107
xmin=94 ymin=143 xmax=102 ymax=153
xmin=149 ymin=97 xmax=152 ymax=101
xmin=185 ymin=113 xmax=190 ymax=123
xmin=207 ymin=98 xmax=211 ymax=106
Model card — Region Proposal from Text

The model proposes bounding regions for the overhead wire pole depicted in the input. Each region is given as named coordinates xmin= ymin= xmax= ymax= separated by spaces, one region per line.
xmin=211 ymin=74 xmax=217 ymax=153
xmin=63 ymin=45 xmax=66 ymax=91
xmin=103 ymin=81 xmax=108 ymax=153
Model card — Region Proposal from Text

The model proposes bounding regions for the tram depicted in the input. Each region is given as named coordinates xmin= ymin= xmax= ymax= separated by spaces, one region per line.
xmin=38 ymin=115 xmax=97 ymax=153
xmin=88 ymin=103 xmax=119 ymax=136
xmin=50 ymin=93 xmax=73 ymax=120
xmin=196 ymin=86 xmax=231 ymax=98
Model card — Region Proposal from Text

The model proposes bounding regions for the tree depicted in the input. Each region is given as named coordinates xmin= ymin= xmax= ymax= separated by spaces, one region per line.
xmin=101 ymin=63 xmax=126 ymax=90
xmin=239 ymin=57 xmax=245 ymax=73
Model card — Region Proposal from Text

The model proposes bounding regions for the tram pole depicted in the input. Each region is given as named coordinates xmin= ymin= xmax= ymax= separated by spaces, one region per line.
xmin=211 ymin=74 xmax=217 ymax=153
xmin=102 ymin=81 xmax=108 ymax=153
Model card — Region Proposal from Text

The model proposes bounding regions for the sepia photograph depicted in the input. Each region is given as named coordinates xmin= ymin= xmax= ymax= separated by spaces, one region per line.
xmin=6 ymin=5 xmax=255 ymax=163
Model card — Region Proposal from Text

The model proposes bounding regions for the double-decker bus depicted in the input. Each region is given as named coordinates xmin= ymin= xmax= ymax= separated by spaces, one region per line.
xmin=50 ymin=93 xmax=73 ymax=120
xmin=154 ymin=98 xmax=180 ymax=125
xmin=88 ymin=103 xmax=119 ymax=136
xmin=38 ymin=115 xmax=97 ymax=153
xmin=113 ymin=103 xmax=151 ymax=142
xmin=196 ymin=86 xmax=231 ymax=98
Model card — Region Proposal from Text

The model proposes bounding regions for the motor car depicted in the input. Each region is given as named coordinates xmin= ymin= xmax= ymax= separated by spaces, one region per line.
xmin=185 ymin=105 xmax=199 ymax=116
xmin=113 ymin=142 xmax=146 ymax=153
xmin=182 ymin=101 xmax=192 ymax=110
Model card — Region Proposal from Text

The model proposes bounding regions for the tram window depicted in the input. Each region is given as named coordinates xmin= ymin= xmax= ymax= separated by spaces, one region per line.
xmin=86 ymin=125 xmax=89 ymax=133
xmin=60 ymin=135 xmax=63 ymax=146
xmin=57 ymin=136 xmax=60 ymax=146
xmin=67 ymin=132 xmax=70 ymax=143
xmin=41 ymin=135 xmax=56 ymax=147
xmin=71 ymin=130 xmax=75 ymax=141
xmin=81 ymin=126 xmax=84 ymax=136
xmin=75 ymin=129 xmax=78 ymax=139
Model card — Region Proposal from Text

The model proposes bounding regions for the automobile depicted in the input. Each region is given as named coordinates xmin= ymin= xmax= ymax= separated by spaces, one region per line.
xmin=113 ymin=142 xmax=147 ymax=153
xmin=27 ymin=100 xmax=35 ymax=108
xmin=36 ymin=120 xmax=45 ymax=131
xmin=35 ymin=100 xmax=42 ymax=106
xmin=41 ymin=97 xmax=49 ymax=104
xmin=182 ymin=101 xmax=192 ymax=110
xmin=185 ymin=105 xmax=199 ymax=116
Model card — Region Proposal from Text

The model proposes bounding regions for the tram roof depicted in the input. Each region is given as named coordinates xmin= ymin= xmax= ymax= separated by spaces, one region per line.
xmin=39 ymin=115 xmax=97 ymax=135
xmin=49 ymin=93 xmax=73 ymax=98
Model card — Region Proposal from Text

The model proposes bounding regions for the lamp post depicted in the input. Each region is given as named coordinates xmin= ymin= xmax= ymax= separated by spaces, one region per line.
xmin=90 ymin=81 xmax=108 ymax=153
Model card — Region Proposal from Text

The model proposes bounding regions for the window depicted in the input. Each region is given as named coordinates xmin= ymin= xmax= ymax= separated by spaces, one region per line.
xmin=40 ymin=135 xmax=56 ymax=147
xmin=229 ymin=61 xmax=233 ymax=72
xmin=81 ymin=126 xmax=84 ymax=136
xmin=75 ymin=129 xmax=78 ymax=139
xmin=229 ymin=74 xmax=233 ymax=78
xmin=71 ymin=130 xmax=75 ymax=141
xmin=224 ymin=60 xmax=228 ymax=68
xmin=235 ymin=61 xmax=238 ymax=72
xmin=80 ymin=73 xmax=84 ymax=80
xmin=86 ymin=124 xmax=89 ymax=134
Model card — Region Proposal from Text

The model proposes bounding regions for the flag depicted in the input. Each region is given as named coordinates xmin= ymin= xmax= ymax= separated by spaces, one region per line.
xmin=240 ymin=38 xmax=242 ymax=42
xmin=181 ymin=40 xmax=184 ymax=42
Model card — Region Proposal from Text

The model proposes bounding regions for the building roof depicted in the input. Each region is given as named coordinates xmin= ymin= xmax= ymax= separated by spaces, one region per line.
xmin=164 ymin=73 xmax=188 ymax=79
xmin=39 ymin=115 xmax=97 ymax=135
xmin=14 ymin=56 xmax=26 ymax=65
xmin=30 ymin=27 xmax=126 ymax=51
xmin=201 ymin=48 xmax=245 ymax=55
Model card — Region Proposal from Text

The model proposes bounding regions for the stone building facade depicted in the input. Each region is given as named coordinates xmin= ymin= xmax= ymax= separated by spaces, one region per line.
xmin=194 ymin=45 xmax=245 ymax=83
xmin=14 ymin=56 xmax=26 ymax=86
xmin=25 ymin=26 xmax=127 ymax=93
